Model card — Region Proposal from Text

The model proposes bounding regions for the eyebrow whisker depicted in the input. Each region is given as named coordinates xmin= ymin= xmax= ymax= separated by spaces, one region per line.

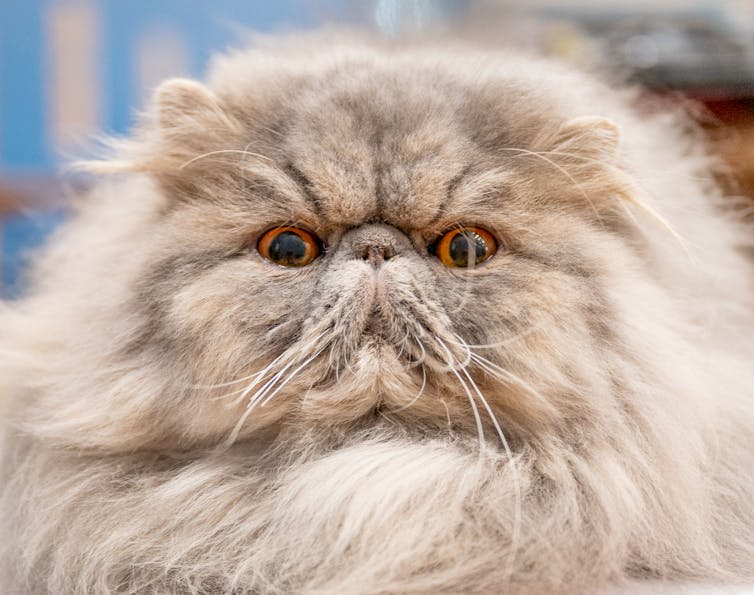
xmin=179 ymin=149 xmax=273 ymax=170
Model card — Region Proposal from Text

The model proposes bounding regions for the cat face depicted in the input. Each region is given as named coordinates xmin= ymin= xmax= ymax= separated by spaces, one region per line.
xmin=5 ymin=40 xmax=753 ymax=595
xmin=23 ymin=44 xmax=651 ymax=451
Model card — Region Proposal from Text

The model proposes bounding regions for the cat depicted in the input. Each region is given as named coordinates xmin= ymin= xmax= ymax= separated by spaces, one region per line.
xmin=1 ymin=33 xmax=753 ymax=594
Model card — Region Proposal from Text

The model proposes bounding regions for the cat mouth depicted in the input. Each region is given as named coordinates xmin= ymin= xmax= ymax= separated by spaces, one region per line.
xmin=351 ymin=286 xmax=467 ymax=375
xmin=362 ymin=304 xmax=389 ymax=339
xmin=256 ymin=274 xmax=474 ymax=424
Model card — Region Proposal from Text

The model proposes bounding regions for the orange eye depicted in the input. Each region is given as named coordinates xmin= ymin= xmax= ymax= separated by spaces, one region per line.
xmin=431 ymin=227 xmax=497 ymax=268
xmin=257 ymin=226 xmax=322 ymax=267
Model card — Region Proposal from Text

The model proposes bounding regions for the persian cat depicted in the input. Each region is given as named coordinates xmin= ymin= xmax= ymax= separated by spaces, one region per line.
xmin=1 ymin=34 xmax=753 ymax=594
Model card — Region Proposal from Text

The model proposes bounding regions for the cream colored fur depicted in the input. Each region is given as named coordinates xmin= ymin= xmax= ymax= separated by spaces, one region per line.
xmin=1 ymin=34 xmax=753 ymax=594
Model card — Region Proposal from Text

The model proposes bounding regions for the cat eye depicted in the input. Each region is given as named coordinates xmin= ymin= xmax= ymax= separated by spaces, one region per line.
xmin=257 ymin=226 xmax=322 ymax=267
xmin=431 ymin=227 xmax=497 ymax=268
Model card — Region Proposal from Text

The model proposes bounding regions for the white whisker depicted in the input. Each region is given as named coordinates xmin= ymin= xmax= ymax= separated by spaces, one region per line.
xmin=256 ymin=348 xmax=326 ymax=409
xmin=450 ymin=333 xmax=473 ymax=368
xmin=461 ymin=366 xmax=522 ymax=584
xmin=179 ymin=149 xmax=272 ymax=170
xmin=470 ymin=353 xmax=548 ymax=403
xmin=499 ymin=147 xmax=602 ymax=221
xmin=436 ymin=336 xmax=485 ymax=448
xmin=326 ymin=341 xmax=340 ymax=381
xmin=447 ymin=326 xmax=541 ymax=350
xmin=244 ymin=360 xmax=297 ymax=408
xmin=244 ymin=334 xmax=328 ymax=407
xmin=209 ymin=383 xmax=257 ymax=404
xmin=394 ymin=327 xmax=412 ymax=361
xmin=433 ymin=335 xmax=469 ymax=373
xmin=196 ymin=349 xmax=290 ymax=393
xmin=439 ymin=397 xmax=453 ymax=431
xmin=222 ymin=334 xmax=328 ymax=446
xmin=300 ymin=379 xmax=317 ymax=406
xmin=407 ymin=335 xmax=427 ymax=368
xmin=393 ymin=364 xmax=427 ymax=413
xmin=193 ymin=372 xmax=263 ymax=391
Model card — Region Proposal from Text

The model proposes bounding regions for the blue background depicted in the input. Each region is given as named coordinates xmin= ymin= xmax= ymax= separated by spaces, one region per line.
xmin=0 ymin=0 xmax=359 ymax=296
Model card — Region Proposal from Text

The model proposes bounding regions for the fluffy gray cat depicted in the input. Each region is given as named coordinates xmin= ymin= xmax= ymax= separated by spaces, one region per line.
xmin=1 ymin=35 xmax=753 ymax=594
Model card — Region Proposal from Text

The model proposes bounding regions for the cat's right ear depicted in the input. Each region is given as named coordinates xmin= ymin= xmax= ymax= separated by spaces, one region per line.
xmin=153 ymin=78 xmax=240 ymax=138
xmin=78 ymin=78 xmax=242 ymax=175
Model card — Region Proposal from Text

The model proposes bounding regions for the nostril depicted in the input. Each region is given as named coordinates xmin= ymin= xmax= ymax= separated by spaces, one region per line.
xmin=362 ymin=244 xmax=396 ymax=267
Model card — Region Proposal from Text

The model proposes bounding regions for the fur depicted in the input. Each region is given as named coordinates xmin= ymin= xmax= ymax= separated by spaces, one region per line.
xmin=1 ymin=34 xmax=753 ymax=594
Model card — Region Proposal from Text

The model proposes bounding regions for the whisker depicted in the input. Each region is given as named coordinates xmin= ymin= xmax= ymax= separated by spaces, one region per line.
xmin=194 ymin=373 xmax=262 ymax=391
xmin=189 ymin=328 xmax=326 ymax=397
xmin=447 ymin=325 xmax=541 ymax=350
xmin=407 ymin=335 xmax=427 ymax=368
xmin=326 ymin=341 xmax=341 ymax=382
xmin=243 ymin=333 xmax=328 ymax=407
xmin=193 ymin=349 xmax=289 ymax=392
xmin=392 ymin=364 xmax=427 ymax=413
xmin=243 ymin=360 xmax=297 ymax=408
xmin=226 ymin=333 xmax=325 ymax=404
xmin=505 ymin=147 xmax=694 ymax=260
xmin=222 ymin=334 xmax=328 ymax=446
xmin=432 ymin=335 xmax=470 ymax=372
xmin=450 ymin=333 xmax=473 ymax=369
xmin=179 ymin=149 xmax=272 ymax=170
xmin=223 ymin=405 xmax=255 ymax=448
xmin=439 ymin=397 xmax=453 ymax=431
xmin=470 ymin=353 xmax=548 ymax=403
xmin=208 ymin=358 xmax=297 ymax=406
xmin=300 ymin=379 xmax=318 ymax=406
xmin=239 ymin=359 xmax=296 ymax=407
xmin=395 ymin=327 xmax=413 ymax=361
xmin=435 ymin=336 xmax=485 ymax=448
xmin=453 ymin=366 xmax=485 ymax=449
xmin=499 ymin=147 xmax=602 ymax=221
xmin=460 ymin=366 xmax=522 ymax=584
xmin=209 ymin=383 xmax=258 ymax=404
xmin=255 ymin=348 xmax=327 ymax=409
xmin=429 ymin=245 xmax=477 ymax=317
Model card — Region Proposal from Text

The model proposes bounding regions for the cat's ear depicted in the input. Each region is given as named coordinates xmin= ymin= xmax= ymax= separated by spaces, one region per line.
xmin=78 ymin=78 xmax=240 ymax=174
xmin=553 ymin=116 xmax=621 ymax=158
xmin=154 ymin=78 xmax=234 ymax=135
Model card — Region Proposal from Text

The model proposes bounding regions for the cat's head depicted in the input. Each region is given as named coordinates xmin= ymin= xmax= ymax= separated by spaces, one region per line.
xmin=10 ymin=38 xmax=720 ymax=452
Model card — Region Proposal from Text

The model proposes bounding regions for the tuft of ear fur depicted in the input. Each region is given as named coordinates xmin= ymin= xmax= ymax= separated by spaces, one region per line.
xmin=154 ymin=78 xmax=233 ymax=136
xmin=554 ymin=116 xmax=621 ymax=158
xmin=78 ymin=79 xmax=244 ymax=175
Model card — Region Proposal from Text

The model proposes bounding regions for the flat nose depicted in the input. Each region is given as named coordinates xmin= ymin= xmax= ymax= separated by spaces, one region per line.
xmin=360 ymin=244 xmax=396 ymax=267
xmin=342 ymin=224 xmax=412 ymax=269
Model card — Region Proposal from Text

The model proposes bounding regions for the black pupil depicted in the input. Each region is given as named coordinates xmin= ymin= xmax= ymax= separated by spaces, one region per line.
xmin=269 ymin=231 xmax=308 ymax=265
xmin=449 ymin=232 xmax=487 ymax=267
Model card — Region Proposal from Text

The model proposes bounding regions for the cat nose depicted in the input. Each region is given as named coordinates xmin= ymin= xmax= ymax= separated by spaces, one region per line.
xmin=342 ymin=224 xmax=411 ymax=268
xmin=360 ymin=244 xmax=396 ymax=267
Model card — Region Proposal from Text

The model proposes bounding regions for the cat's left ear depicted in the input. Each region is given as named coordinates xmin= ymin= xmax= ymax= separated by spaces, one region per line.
xmin=553 ymin=116 xmax=621 ymax=158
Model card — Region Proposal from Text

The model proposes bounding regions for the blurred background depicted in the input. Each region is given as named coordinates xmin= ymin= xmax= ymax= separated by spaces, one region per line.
xmin=2 ymin=0 xmax=754 ymax=297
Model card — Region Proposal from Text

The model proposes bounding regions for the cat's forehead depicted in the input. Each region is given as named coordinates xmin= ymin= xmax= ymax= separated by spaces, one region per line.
xmin=269 ymin=68 xmax=480 ymax=230
xmin=221 ymin=60 xmax=538 ymax=232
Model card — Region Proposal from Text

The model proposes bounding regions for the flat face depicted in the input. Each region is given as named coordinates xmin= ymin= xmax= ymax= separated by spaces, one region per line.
xmin=104 ymin=47 xmax=634 ymax=449
xmin=4 ymin=41 xmax=753 ymax=595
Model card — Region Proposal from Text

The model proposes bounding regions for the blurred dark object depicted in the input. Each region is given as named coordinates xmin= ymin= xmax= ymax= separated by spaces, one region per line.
xmin=703 ymin=98 xmax=754 ymax=218
xmin=541 ymin=9 xmax=754 ymax=98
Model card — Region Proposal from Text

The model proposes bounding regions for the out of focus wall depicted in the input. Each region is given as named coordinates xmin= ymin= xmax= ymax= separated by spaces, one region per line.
xmin=0 ymin=0 xmax=356 ymax=295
